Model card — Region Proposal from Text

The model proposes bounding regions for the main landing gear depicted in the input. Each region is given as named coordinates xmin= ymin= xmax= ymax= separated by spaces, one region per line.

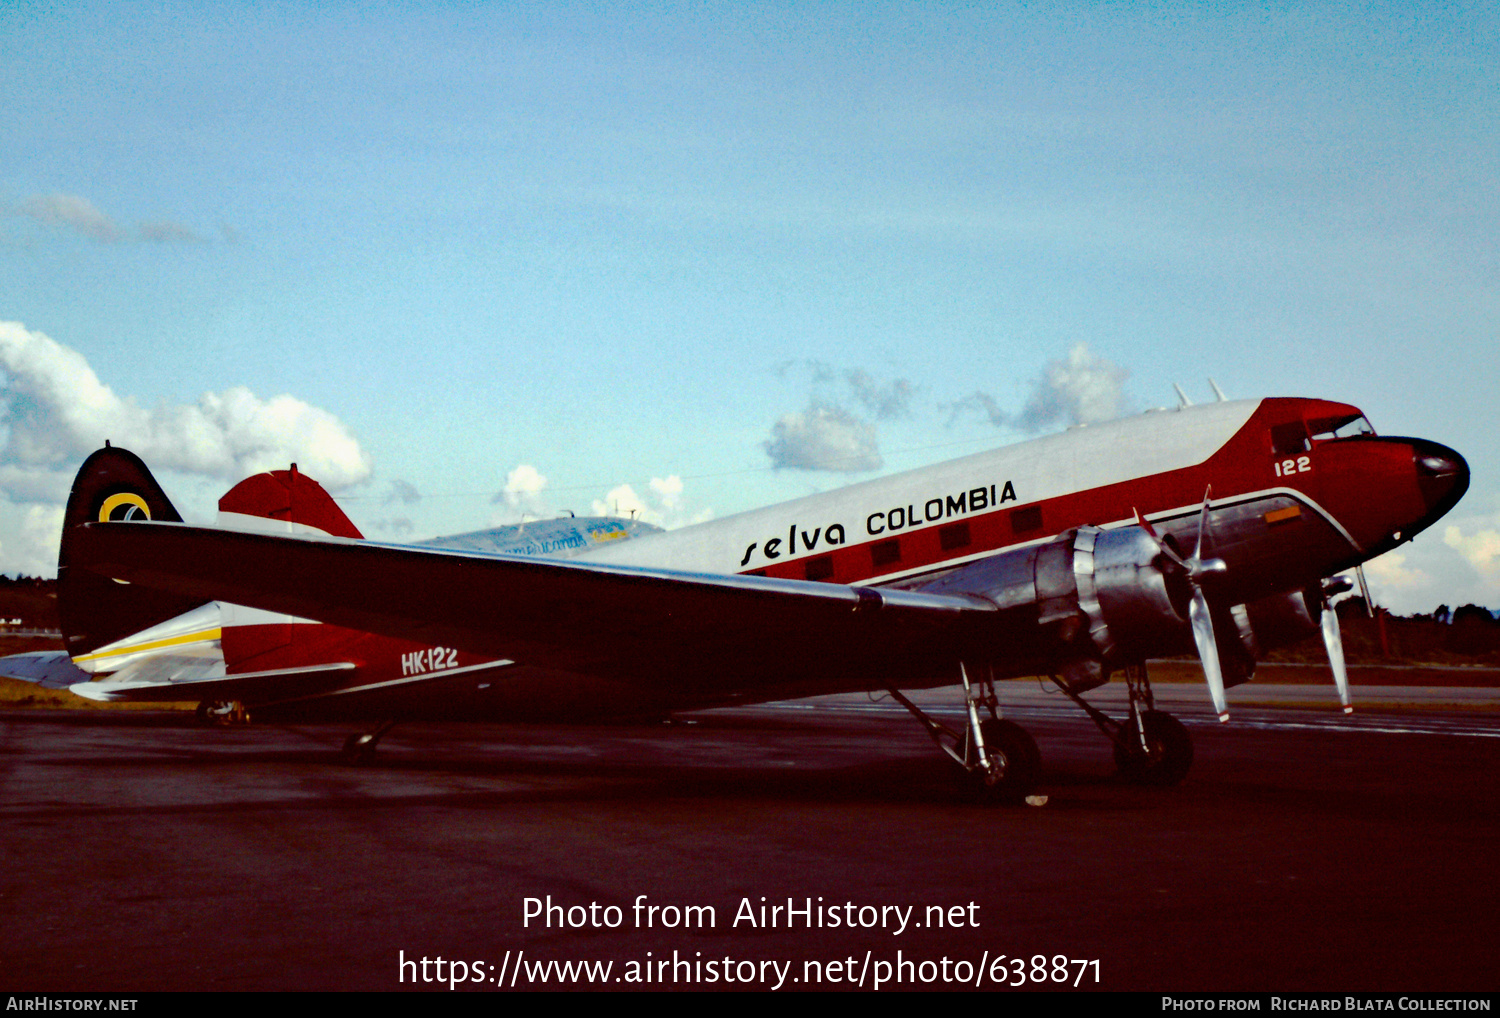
xmin=1052 ymin=662 xmax=1194 ymax=786
xmin=889 ymin=663 xmax=1043 ymax=804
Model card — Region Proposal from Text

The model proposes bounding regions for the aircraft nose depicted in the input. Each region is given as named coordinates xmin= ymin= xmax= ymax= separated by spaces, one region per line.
xmin=1412 ymin=439 xmax=1469 ymax=519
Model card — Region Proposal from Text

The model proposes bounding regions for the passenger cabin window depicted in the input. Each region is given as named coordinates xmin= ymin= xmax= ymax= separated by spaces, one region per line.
xmin=1271 ymin=422 xmax=1310 ymax=456
xmin=803 ymin=555 xmax=834 ymax=581
xmin=938 ymin=521 xmax=971 ymax=551
xmin=1010 ymin=505 xmax=1043 ymax=535
xmin=870 ymin=538 xmax=901 ymax=568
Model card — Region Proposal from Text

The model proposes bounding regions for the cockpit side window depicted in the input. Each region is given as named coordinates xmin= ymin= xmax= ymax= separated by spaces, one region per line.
xmin=1308 ymin=414 xmax=1375 ymax=442
xmin=1271 ymin=421 xmax=1310 ymax=455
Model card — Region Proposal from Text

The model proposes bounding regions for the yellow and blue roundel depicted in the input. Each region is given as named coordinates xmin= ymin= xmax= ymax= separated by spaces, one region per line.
xmin=98 ymin=492 xmax=151 ymax=522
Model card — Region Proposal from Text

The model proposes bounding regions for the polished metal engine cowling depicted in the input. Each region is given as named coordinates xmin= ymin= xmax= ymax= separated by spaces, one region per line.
xmin=916 ymin=525 xmax=1193 ymax=688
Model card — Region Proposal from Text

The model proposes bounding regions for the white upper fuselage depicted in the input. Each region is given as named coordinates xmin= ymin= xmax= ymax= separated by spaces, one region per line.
xmin=580 ymin=399 xmax=1260 ymax=581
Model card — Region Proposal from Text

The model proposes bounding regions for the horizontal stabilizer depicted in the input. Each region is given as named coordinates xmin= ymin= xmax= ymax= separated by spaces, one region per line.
xmin=71 ymin=660 xmax=358 ymax=703
xmin=0 ymin=651 xmax=92 ymax=690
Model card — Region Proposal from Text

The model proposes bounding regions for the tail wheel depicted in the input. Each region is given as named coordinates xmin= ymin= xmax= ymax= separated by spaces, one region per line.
xmin=1115 ymin=710 xmax=1193 ymax=786
xmin=342 ymin=732 xmax=379 ymax=765
xmin=974 ymin=718 xmax=1041 ymax=802
xmin=195 ymin=700 xmax=247 ymax=726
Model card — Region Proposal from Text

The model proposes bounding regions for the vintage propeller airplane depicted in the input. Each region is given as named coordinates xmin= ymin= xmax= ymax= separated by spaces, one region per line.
xmin=2 ymin=395 xmax=1468 ymax=800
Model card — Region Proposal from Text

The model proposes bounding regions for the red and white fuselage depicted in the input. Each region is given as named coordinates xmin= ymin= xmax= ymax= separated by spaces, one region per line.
xmin=62 ymin=396 xmax=1468 ymax=721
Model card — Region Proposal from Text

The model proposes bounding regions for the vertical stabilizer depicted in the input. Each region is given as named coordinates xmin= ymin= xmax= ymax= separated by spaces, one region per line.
xmin=215 ymin=466 xmax=362 ymax=672
xmin=217 ymin=466 xmax=363 ymax=538
xmin=58 ymin=447 xmax=206 ymax=660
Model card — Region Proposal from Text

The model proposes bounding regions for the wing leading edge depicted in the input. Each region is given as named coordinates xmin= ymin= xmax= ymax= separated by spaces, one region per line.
xmin=71 ymin=521 xmax=1000 ymax=704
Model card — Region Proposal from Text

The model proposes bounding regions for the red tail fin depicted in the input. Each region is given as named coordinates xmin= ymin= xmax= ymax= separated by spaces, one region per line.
xmin=216 ymin=466 xmax=363 ymax=673
xmin=217 ymin=465 xmax=363 ymax=538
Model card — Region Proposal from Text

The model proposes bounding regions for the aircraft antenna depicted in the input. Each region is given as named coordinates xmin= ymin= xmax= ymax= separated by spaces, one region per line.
xmin=1208 ymin=379 xmax=1227 ymax=402
xmin=1173 ymin=384 xmax=1193 ymax=408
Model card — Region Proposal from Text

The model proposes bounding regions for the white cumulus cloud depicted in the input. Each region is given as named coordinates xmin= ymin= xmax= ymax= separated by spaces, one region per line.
xmin=0 ymin=503 xmax=66 ymax=578
xmin=590 ymin=476 xmax=706 ymax=529
xmin=0 ymin=321 xmax=371 ymax=488
xmin=1015 ymin=343 xmax=1130 ymax=430
xmin=0 ymin=321 xmax=372 ymax=575
xmin=496 ymin=464 xmax=549 ymax=518
xmin=763 ymin=403 xmax=882 ymax=473
xmin=1362 ymin=550 xmax=1432 ymax=596
xmin=649 ymin=475 xmax=684 ymax=510
xmin=1444 ymin=520 xmax=1500 ymax=586
xmin=593 ymin=483 xmax=649 ymax=521
xmin=951 ymin=343 xmax=1131 ymax=433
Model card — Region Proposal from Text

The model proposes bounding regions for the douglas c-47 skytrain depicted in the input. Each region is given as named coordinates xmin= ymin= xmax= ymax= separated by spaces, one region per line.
xmin=1 ymin=395 xmax=1469 ymax=801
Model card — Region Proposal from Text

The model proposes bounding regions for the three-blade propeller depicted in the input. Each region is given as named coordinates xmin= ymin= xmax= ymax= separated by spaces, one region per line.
xmin=1136 ymin=488 xmax=1230 ymax=722
xmin=1135 ymin=492 xmax=1356 ymax=721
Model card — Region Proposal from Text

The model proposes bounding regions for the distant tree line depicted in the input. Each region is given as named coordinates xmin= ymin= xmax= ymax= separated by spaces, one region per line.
xmin=1318 ymin=598 xmax=1500 ymax=663
xmin=0 ymin=577 xmax=59 ymax=630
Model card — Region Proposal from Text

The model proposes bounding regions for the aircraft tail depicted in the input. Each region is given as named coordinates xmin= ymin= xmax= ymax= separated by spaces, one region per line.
xmin=58 ymin=446 xmax=206 ymax=661
xmin=59 ymin=449 xmax=364 ymax=663
xmin=216 ymin=464 xmax=364 ymax=539
xmin=214 ymin=463 xmax=364 ymax=674
xmin=56 ymin=450 xmax=369 ymax=696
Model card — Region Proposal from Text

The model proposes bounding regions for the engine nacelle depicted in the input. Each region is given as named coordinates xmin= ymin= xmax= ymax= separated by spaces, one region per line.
xmin=1072 ymin=526 xmax=1193 ymax=663
xmin=1232 ymin=588 xmax=1324 ymax=659
xmin=916 ymin=525 xmax=1192 ymax=690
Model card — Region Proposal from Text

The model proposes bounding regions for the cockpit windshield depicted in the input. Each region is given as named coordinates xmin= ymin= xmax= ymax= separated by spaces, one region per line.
xmin=1308 ymin=414 xmax=1376 ymax=442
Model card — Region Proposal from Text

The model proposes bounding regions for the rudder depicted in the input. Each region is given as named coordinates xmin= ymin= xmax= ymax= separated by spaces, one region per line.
xmin=217 ymin=464 xmax=363 ymax=538
xmin=57 ymin=446 xmax=207 ymax=661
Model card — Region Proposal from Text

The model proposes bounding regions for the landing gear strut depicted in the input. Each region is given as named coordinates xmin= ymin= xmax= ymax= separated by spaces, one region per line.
xmin=889 ymin=663 xmax=1042 ymax=803
xmin=342 ymin=720 xmax=396 ymax=764
xmin=1112 ymin=710 xmax=1193 ymax=785
xmin=1051 ymin=661 xmax=1193 ymax=786
xmin=195 ymin=700 xmax=249 ymax=726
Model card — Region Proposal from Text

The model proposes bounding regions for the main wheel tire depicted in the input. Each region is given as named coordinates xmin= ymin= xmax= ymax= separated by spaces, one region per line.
xmin=971 ymin=718 xmax=1041 ymax=802
xmin=1115 ymin=710 xmax=1193 ymax=786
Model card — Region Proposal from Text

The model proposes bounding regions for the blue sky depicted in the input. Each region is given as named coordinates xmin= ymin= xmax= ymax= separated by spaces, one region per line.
xmin=2 ymin=2 xmax=1496 ymax=614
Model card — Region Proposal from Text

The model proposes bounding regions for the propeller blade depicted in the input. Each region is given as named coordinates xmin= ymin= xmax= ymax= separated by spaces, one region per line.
xmin=1144 ymin=494 xmax=1230 ymax=720
xmin=1134 ymin=508 xmax=1188 ymax=569
xmin=1189 ymin=589 xmax=1230 ymax=722
xmin=1193 ymin=486 xmax=1215 ymax=564
xmin=1321 ymin=598 xmax=1353 ymax=714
